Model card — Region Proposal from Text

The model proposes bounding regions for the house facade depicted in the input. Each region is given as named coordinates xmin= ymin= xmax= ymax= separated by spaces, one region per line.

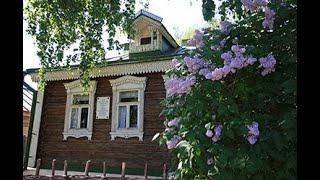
xmin=26 ymin=10 xmax=186 ymax=172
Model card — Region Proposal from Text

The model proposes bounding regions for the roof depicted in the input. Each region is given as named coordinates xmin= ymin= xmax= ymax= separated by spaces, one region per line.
xmin=25 ymin=47 xmax=188 ymax=74
xmin=135 ymin=9 xmax=163 ymax=22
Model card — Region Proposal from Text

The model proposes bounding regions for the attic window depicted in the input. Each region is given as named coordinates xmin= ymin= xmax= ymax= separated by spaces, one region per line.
xmin=140 ymin=37 xmax=151 ymax=45
xmin=153 ymin=31 xmax=157 ymax=40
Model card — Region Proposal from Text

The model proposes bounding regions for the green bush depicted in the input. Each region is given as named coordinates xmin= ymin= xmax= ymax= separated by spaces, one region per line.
xmin=156 ymin=0 xmax=296 ymax=179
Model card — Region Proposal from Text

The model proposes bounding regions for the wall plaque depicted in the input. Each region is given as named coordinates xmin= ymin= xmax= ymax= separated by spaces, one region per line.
xmin=96 ymin=97 xmax=110 ymax=119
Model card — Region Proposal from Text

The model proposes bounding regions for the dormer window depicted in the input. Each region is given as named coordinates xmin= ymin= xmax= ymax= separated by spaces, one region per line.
xmin=140 ymin=37 xmax=151 ymax=45
xmin=153 ymin=31 xmax=157 ymax=40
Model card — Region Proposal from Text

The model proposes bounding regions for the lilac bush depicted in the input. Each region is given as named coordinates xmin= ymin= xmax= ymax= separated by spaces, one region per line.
xmin=157 ymin=0 xmax=296 ymax=179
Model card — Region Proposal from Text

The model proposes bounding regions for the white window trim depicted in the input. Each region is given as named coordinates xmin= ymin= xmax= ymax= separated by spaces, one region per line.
xmin=63 ymin=80 xmax=97 ymax=141
xmin=109 ymin=75 xmax=147 ymax=141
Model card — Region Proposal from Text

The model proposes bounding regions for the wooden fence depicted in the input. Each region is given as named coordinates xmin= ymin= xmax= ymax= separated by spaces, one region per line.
xmin=23 ymin=159 xmax=169 ymax=180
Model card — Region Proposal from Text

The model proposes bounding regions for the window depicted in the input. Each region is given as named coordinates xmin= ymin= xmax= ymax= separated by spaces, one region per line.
xmin=109 ymin=75 xmax=147 ymax=141
xmin=70 ymin=95 xmax=89 ymax=129
xmin=153 ymin=31 xmax=157 ymax=40
xmin=63 ymin=80 xmax=97 ymax=140
xmin=140 ymin=37 xmax=151 ymax=45
xmin=117 ymin=91 xmax=139 ymax=129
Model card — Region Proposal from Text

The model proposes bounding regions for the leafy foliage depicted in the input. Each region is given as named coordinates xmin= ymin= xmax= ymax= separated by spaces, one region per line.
xmin=157 ymin=0 xmax=296 ymax=179
xmin=24 ymin=0 xmax=138 ymax=92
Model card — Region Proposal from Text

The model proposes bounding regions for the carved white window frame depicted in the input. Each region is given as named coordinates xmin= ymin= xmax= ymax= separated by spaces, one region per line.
xmin=109 ymin=75 xmax=147 ymax=141
xmin=63 ymin=80 xmax=97 ymax=140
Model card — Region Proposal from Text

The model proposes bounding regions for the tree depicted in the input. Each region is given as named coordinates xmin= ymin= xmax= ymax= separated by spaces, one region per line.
xmin=24 ymin=0 xmax=140 ymax=92
xmin=157 ymin=0 xmax=297 ymax=179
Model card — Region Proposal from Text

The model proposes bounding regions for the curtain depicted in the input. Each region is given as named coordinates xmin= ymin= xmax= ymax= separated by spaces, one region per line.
xmin=118 ymin=106 xmax=127 ymax=128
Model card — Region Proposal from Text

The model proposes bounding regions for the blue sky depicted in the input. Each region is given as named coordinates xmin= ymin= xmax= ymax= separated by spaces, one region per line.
xmin=23 ymin=0 xmax=209 ymax=88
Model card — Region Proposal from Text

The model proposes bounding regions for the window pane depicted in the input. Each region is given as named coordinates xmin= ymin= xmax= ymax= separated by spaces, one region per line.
xmin=80 ymin=108 xmax=88 ymax=128
xmin=129 ymin=105 xmax=138 ymax=128
xmin=119 ymin=91 xmax=138 ymax=102
xmin=72 ymin=95 xmax=89 ymax=105
xmin=140 ymin=37 xmax=151 ymax=45
xmin=70 ymin=108 xmax=78 ymax=129
xmin=118 ymin=106 xmax=127 ymax=128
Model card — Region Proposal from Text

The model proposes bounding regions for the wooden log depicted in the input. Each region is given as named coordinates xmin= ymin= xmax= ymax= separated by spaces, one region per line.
xmin=35 ymin=159 xmax=41 ymax=176
xmin=162 ymin=163 xmax=167 ymax=180
xmin=84 ymin=160 xmax=91 ymax=176
xmin=144 ymin=163 xmax=148 ymax=179
xmin=121 ymin=162 xmax=126 ymax=180
xmin=63 ymin=160 xmax=68 ymax=177
xmin=51 ymin=159 xmax=56 ymax=177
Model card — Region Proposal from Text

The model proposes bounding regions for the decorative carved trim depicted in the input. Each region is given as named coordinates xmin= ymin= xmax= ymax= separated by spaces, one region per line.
xmin=109 ymin=75 xmax=147 ymax=88
xmin=109 ymin=75 xmax=146 ymax=141
xmin=110 ymin=132 xmax=144 ymax=141
xmin=30 ymin=59 xmax=174 ymax=82
xmin=63 ymin=132 xmax=93 ymax=140
xmin=63 ymin=80 xmax=97 ymax=141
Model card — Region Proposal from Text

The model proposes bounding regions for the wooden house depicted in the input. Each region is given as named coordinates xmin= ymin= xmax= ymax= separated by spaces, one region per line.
xmin=26 ymin=10 xmax=186 ymax=174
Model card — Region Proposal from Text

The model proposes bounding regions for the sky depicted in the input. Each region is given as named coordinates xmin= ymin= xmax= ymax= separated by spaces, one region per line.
xmin=23 ymin=0 xmax=208 ymax=89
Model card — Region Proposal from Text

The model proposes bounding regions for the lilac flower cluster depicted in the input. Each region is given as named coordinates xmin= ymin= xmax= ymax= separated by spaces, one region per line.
xmin=258 ymin=53 xmax=276 ymax=76
xmin=240 ymin=0 xmax=275 ymax=30
xmin=206 ymin=125 xmax=223 ymax=143
xmin=166 ymin=135 xmax=181 ymax=149
xmin=220 ymin=20 xmax=233 ymax=34
xmin=241 ymin=0 xmax=268 ymax=11
xmin=247 ymin=122 xmax=259 ymax=145
xmin=168 ymin=118 xmax=180 ymax=127
xmin=262 ymin=7 xmax=275 ymax=30
xmin=184 ymin=56 xmax=208 ymax=74
xmin=187 ymin=29 xmax=204 ymax=47
xmin=199 ymin=45 xmax=257 ymax=82
xmin=164 ymin=77 xmax=195 ymax=97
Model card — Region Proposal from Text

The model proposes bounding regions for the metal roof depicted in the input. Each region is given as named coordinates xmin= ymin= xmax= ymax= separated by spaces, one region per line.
xmin=135 ymin=9 xmax=163 ymax=22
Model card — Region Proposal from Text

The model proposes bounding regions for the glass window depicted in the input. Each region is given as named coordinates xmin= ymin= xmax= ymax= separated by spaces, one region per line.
xmin=70 ymin=108 xmax=78 ymax=129
xmin=119 ymin=91 xmax=138 ymax=102
xmin=129 ymin=105 xmax=138 ymax=128
xmin=140 ymin=37 xmax=151 ymax=45
xmin=118 ymin=106 xmax=127 ymax=128
xmin=80 ymin=107 xmax=88 ymax=128
xmin=72 ymin=95 xmax=89 ymax=105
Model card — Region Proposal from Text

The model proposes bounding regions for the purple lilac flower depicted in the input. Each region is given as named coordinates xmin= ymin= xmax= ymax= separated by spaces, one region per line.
xmin=166 ymin=135 xmax=180 ymax=149
xmin=221 ymin=51 xmax=233 ymax=65
xmin=259 ymin=53 xmax=276 ymax=76
xmin=171 ymin=58 xmax=180 ymax=67
xmin=214 ymin=125 xmax=223 ymax=137
xmin=164 ymin=78 xmax=195 ymax=96
xmin=168 ymin=118 xmax=179 ymax=127
xmin=247 ymin=121 xmax=259 ymax=145
xmin=247 ymin=135 xmax=258 ymax=144
xmin=220 ymin=20 xmax=233 ymax=34
xmin=247 ymin=121 xmax=259 ymax=136
xmin=246 ymin=56 xmax=257 ymax=65
xmin=263 ymin=7 xmax=275 ymax=30
xmin=220 ymin=39 xmax=227 ymax=48
xmin=199 ymin=68 xmax=211 ymax=76
xmin=207 ymin=158 xmax=214 ymax=165
xmin=184 ymin=56 xmax=208 ymax=74
xmin=206 ymin=129 xmax=214 ymax=138
xmin=212 ymin=125 xmax=223 ymax=142
xmin=241 ymin=0 xmax=268 ymax=11
xmin=187 ymin=29 xmax=204 ymax=48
